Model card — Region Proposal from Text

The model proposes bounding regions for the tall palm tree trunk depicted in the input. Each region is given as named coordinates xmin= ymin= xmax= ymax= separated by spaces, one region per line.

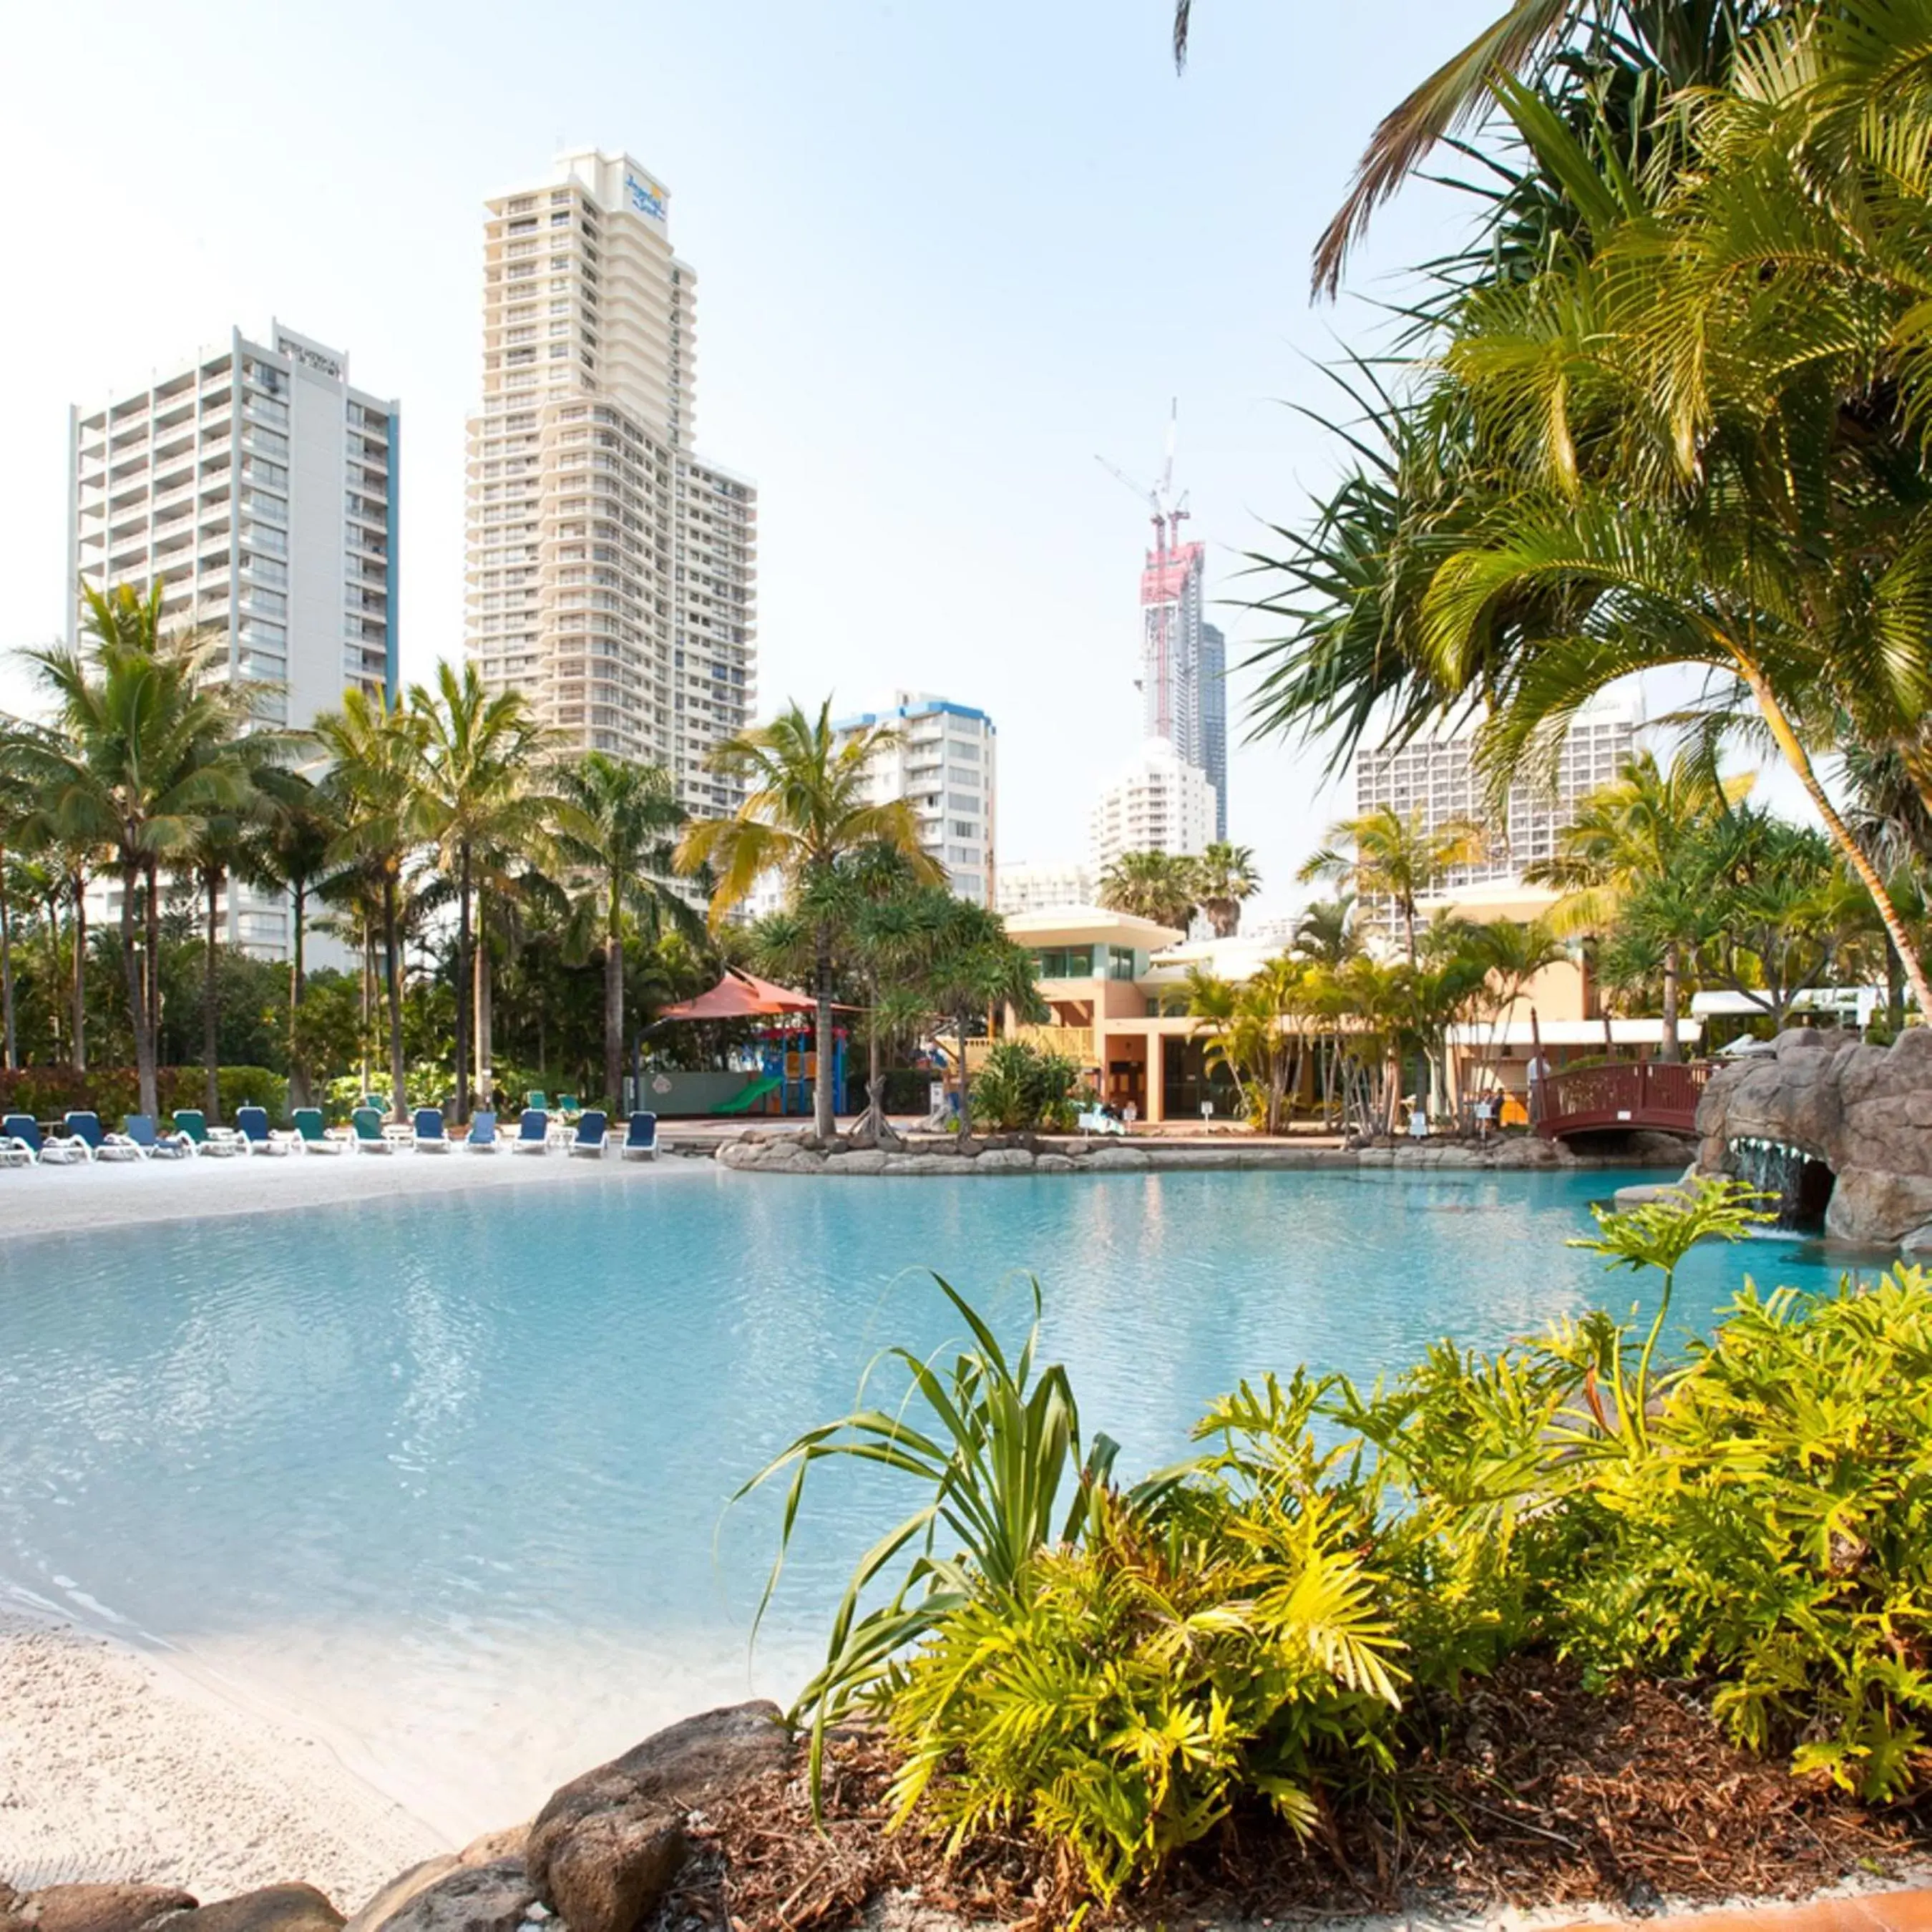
xmin=475 ymin=931 xmax=494 ymax=1110
xmin=70 ymin=879 xmax=87 ymax=1075
xmin=862 ymin=972 xmax=885 ymax=1146
xmin=382 ymin=874 xmax=407 ymax=1123
xmin=1659 ymin=942 xmax=1682 ymax=1064
xmin=954 ymin=1008 xmax=976 ymax=1140
xmin=604 ymin=874 xmax=625 ymax=1111
xmin=44 ymin=887 xmax=64 ymax=1061
xmin=203 ymin=867 xmax=222 ymax=1119
xmin=453 ymin=844 xmax=473 ymax=1123
xmin=287 ymin=879 xmax=311 ymax=1111
xmin=359 ymin=926 xmax=374 ymax=1099
xmin=0 ymin=864 xmax=15 ymax=1071
xmin=811 ymin=919 xmax=836 ymax=1141
xmin=124 ymin=859 xmax=159 ymax=1121
xmin=1744 ymin=670 xmax=1932 ymax=1019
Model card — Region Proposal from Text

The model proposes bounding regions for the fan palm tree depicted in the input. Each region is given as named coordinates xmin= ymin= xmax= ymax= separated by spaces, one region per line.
xmin=1096 ymin=849 xmax=1199 ymax=932
xmin=1525 ymin=751 xmax=1743 ymax=1058
xmin=1299 ymin=806 xmax=1485 ymax=962
xmin=550 ymin=752 xmax=698 ymax=1110
xmin=314 ymin=688 xmax=424 ymax=1122
xmin=675 ymin=701 xmax=940 ymax=1140
xmin=409 ymin=663 xmax=554 ymax=1120
xmin=12 ymin=584 xmax=257 ymax=1118
xmin=1191 ymin=841 xmax=1262 ymax=938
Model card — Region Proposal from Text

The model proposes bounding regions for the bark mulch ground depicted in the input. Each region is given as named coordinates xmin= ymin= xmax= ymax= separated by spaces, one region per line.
xmin=658 ymin=1659 xmax=1926 ymax=1932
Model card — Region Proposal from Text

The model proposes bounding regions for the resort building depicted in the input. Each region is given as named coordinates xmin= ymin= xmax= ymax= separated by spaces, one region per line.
xmin=67 ymin=322 xmax=399 ymax=957
xmin=463 ymin=148 xmax=758 ymax=822
xmin=1091 ymin=738 xmax=1219 ymax=871
xmin=1352 ymin=699 xmax=1641 ymax=894
xmin=831 ymin=693 xmax=995 ymax=905
xmin=997 ymin=862 xmax=1096 ymax=918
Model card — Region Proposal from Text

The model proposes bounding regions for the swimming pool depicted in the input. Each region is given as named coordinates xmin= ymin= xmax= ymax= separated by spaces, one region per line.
xmin=0 ymin=1164 xmax=1854 ymax=1838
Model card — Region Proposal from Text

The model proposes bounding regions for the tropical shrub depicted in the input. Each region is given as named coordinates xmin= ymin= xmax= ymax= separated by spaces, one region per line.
xmin=0 ymin=1065 xmax=285 ymax=1123
xmin=755 ymin=1192 xmax=1932 ymax=1909
xmin=884 ymin=1486 xmax=1401 ymax=1905
xmin=970 ymin=1039 xmax=1082 ymax=1132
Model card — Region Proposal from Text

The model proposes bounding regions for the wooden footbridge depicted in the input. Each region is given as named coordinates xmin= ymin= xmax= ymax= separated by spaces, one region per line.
xmin=1534 ymin=1060 xmax=1711 ymax=1141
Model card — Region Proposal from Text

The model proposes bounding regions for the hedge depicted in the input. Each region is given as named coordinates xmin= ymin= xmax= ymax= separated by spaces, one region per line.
xmin=0 ymin=1066 xmax=288 ymax=1126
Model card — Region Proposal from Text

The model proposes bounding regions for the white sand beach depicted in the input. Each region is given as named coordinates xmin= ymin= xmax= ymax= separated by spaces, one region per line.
xmin=0 ymin=1134 xmax=712 ymax=1243
xmin=0 ymin=1607 xmax=444 ymax=1906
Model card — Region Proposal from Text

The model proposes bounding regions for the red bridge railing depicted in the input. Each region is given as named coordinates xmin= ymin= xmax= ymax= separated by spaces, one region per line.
xmin=1535 ymin=1060 xmax=1710 ymax=1139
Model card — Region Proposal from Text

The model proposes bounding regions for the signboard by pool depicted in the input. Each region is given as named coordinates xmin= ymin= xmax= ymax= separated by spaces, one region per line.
xmin=625 ymin=170 xmax=668 ymax=221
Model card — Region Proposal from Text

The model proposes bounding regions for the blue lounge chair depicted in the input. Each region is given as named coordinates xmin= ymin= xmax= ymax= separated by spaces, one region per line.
xmin=124 ymin=1113 xmax=192 ymax=1159
xmin=93 ymin=1113 xmax=148 ymax=1161
xmin=620 ymin=1111 xmax=658 ymax=1161
xmin=289 ymin=1108 xmax=346 ymax=1154
xmin=349 ymin=1106 xmax=396 ymax=1153
xmin=235 ymin=1104 xmax=291 ymax=1156
xmin=1 ymin=1113 xmax=42 ymax=1166
xmin=172 ymin=1110 xmax=241 ymax=1157
xmin=413 ymin=1107 xmax=452 ymax=1153
xmin=512 ymin=1108 xmax=550 ymax=1155
xmin=465 ymin=1109 xmax=499 ymax=1152
xmin=567 ymin=1109 xmax=608 ymax=1159
xmin=62 ymin=1112 xmax=105 ymax=1161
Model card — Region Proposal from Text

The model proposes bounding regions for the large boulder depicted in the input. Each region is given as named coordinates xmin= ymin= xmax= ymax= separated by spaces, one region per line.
xmin=366 ymin=1863 xmax=532 ymax=1932
xmin=526 ymin=1701 xmax=791 ymax=1932
xmin=1694 ymin=1028 xmax=1932 ymax=1245
xmin=25 ymin=1888 xmax=198 ymax=1932
xmin=165 ymin=1888 xmax=343 ymax=1932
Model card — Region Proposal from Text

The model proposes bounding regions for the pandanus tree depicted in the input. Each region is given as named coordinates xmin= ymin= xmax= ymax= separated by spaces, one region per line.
xmin=409 ymin=663 xmax=554 ymax=1121
xmin=550 ymin=751 xmax=698 ymax=1111
xmin=13 ymin=584 xmax=256 ymax=1120
xmin=313 ymin=688 xmax=423 ymax=1122
xmin=676 ymin=701 xmax=940 ymax=1140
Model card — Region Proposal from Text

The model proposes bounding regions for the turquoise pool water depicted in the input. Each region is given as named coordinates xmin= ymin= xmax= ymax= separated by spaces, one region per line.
xmin=0 ymin=1165 xmax=1855 ymax=1836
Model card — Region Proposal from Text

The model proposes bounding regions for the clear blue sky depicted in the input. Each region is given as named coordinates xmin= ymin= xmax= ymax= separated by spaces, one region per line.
xmin=1 ymin=0 xmax=1508 ymax=918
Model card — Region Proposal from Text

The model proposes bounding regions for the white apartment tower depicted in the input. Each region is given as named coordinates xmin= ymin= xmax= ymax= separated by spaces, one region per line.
xmin=831 ymin=693 xmax=996 ymax=905
xmin=1091 ymin=739 xmax=1219 ymax=872
xmin=464 ymin=150 xmax=756 ymax=819
xmin=997 ymin=862 xmax=1096 ymax=917
xmin=67 ymin=323 xmax=398 ymax=957
xmin=1352 ymin=701 xmax=1642 ymax=892
xmin=68 ymin=322 xmax=398 ymax=722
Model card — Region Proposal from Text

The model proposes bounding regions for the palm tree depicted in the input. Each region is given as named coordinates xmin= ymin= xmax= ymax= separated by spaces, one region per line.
xmin=409 ymin=663 xmax=553 ymax=1121
xmin=1525 ymin=751 xmax=1742 ymax=1060
xmin=1192 ymin=841 xmax=1262 ymax=939
xmin=242 ymin=769 xmax=339 ymax=1109
xmin=1299 ymin=806 xmax=1484 ymax=963
xmin=0 ymin=736 xmax=33 ymax=1070
xmin=12 ymin=584 xmax=256 ymax=1118
xmin=675 ymin=701 xmax=940 ymax=1140
xmin=1292 ymin=895 xmax=1362 ymax=969
xmin=909 ymin=892 xmax=1045 ymax=1141
xmin=1185 ymin=955 xmax=1309 ymax=1133
xmin=1096 ymin=849 xmax=1198 ymax=932
xmin=314 ymin=688 xmax=423 ymax=1123
xmin=183 ymin=806 xmax=253 ymax=1117
xmin=550 ymin=752 xmax=696 ymax=1109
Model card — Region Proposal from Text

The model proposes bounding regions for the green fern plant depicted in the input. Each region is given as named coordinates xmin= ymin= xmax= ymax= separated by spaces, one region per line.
xmin=883 ymin=1485 xmax=1404 ymax=1906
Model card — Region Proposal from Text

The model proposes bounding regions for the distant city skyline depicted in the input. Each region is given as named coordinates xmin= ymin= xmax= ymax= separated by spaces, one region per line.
xmin=0 ymin=0 xmax=1564 ymax=924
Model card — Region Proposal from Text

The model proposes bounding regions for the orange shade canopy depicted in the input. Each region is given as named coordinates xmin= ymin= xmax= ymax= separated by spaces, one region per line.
xmin=656 ymin=969 xmax=819 ymax=1021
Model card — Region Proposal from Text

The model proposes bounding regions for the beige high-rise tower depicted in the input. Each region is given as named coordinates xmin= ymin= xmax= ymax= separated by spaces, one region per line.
xmin=465 ymin=150 xmax=756 ymax=816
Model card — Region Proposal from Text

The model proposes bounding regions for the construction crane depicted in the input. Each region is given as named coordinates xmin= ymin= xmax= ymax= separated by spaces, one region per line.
xmin=1096 ymin=401 xmax=1190 ymax=743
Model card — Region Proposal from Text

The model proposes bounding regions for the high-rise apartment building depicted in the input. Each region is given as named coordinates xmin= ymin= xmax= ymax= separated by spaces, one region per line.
xmin=464 ymin=149 xmax=757 ymax=821
xmin=1199 ymin=621 xmax=1227 ymax=842
xmin=68 ymin=322 xmax=398 ymax=721
xmin=1138 ymin=536 xmax=1206 ymax=774
xmin=1352 ymin=701 xmax=1642 ymax=894
xmin=1091 ymin=739 xmax=1219 ymax=873
xmin=997 ymin=862 xmax=1096 ymax=918
xmin=67 ymin=323 xmax=398 ymax=958
xmin=831 ymin=693 xmax=996 ymax=905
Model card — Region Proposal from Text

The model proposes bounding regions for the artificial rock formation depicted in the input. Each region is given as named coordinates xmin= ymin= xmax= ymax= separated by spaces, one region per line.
xmin=1694 ymin=1027 xmax=1932 ymax=1249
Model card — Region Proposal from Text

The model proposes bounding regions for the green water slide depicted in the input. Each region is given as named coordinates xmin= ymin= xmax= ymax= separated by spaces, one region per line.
xmin=713 ymin=1075 xmax=782 ymax=1116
